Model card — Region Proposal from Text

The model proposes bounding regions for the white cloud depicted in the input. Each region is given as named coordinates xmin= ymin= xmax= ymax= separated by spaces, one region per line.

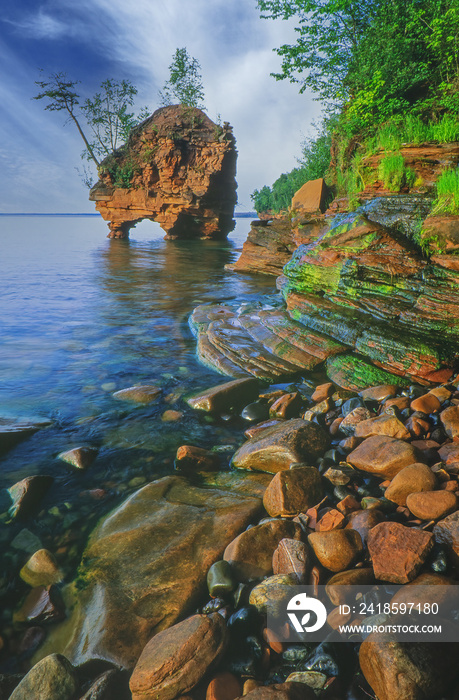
xmin=4 ymin=10 xmax=72 ymax=40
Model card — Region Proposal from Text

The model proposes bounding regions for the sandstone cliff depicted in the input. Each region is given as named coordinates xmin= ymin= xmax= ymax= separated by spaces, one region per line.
xmin=89 ymin=105 xmax=237 ymax=239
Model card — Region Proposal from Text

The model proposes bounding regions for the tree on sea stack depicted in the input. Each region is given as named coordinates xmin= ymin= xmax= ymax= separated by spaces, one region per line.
xmin=34 ymin=72 xmax=149 ymax=186
xmin=159 ymin=48 xmax=206 ymax=110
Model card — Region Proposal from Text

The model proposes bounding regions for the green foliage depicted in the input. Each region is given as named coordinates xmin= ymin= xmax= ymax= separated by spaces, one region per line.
xmin=34 ymin=71 xmax=150 ymax=187
xmin=81 ymin=79 xmax=149 ymax=161
xmin=159 ymin=48 xmax=205 ymax=109
xmin=431 ymin=169 xmax=459 ymax=214
xmin=378 ymin=153 xmax=406 ymax=192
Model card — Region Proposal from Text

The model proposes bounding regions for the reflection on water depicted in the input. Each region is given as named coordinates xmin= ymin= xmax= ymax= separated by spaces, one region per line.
xmin=0 ymin=216 xmax=274 ymax=572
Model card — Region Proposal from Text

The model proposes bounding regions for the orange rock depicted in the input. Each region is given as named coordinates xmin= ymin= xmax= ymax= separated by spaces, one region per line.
xmin=312 ymin=382 xmax=334 ymax=403
xmin=206 ymin=672 xmax=241 ymax=700
xmin=316 ymin=509 xmax=345 ymax=531
xmin=359 ymin=385 xmax=398 ymax=402
xmin=291 ymin=178 xmax=331 ymax=214
xmin=272 ymin=538 xmax=312 ymax=583
xmin=308 ymin=529 xmax=363 ymax=572
xmin=175 ymin=445 xmax=220 ymax=472
xmin=263 ymin=466 xmax=323 ymax=517
xmin=410 ymin=392 xmax=441 ymax=413
xmin=336 ymin=495 xmax=360 ymax=515
xmin=327 ymin=606 xmax=351 ymax=630
xmin=325 ymin=568 xmax=375 ymax=605
xmin=439 ymin=442 xmax=459 ymax=464
xmin=269 ymin=393 xmax=302 ymax=419
xmin=367 ymin=521 xmax=434 ymax=583
xmin=345 ymin=509 xmax=385 ymax=544
xmin=440 ymin=405 xmax=459 ymax=439
xmin=238 ymin=682 xmax=316 ymax=700
xmin=129 ymin=614 xmax=228 ymax=700
xmin=262 ymin=628 xmax=284 ymax=655
xmin=354 ymin=414 xmax=410 ymax=440
xmin=383 ymin=396 xmax=410 ymax=410
xmin=347 ymin=435 xmax=422 ymax=479
xmin=433 ymin=511 xmax=459 ymax=566
xmin=384 ymin=463 xmax=437 ymax=505
xmin=406 ymin=490 xmax=457 ymax=520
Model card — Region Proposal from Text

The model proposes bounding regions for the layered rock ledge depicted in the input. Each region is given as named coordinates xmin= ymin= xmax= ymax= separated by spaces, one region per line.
xmin=89 ymin=105 xmax=237 ymax=239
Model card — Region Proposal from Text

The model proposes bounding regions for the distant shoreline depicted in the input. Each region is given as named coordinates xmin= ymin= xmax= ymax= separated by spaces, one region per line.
xmin=0 ymin=212 xmax=256 ymax=218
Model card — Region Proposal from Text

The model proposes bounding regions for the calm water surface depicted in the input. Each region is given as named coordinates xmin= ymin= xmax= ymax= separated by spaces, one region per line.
xmin=0 ymin=216 xmax=275 ymax=571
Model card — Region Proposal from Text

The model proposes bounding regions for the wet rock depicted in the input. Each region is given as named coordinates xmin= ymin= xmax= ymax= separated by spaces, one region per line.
xmin=236 ymin=682 xmax=315 ymax=700
xmin=272 ymin=539 xmax=312 ymax=583
xmin=368 ymin=521 xmax=434 ymax=583
xmin=7 ymin=476 xmax=53 ymax=519
xmin=359 ymin=634 xmax=459 ymax=700
xmin=384 ymin=463 xmax=437 ymax=505
xmin=58 ymin=446 xmax=98 ymax=470
xmin=263 ymin=467 xmax=323 ymax=517
xmin=161 ymin=409 xmax=183 ymax=421
xmin=249 ymin=573 xmax=298 ymax=613
xmin=347 ymin=436 xmax=422 ymax=479
xmin=207 ymin=561 xmax=236 ymax=598
xmin=406 ymin=490 xmax=457 ymax=520
xmin=129 ymin=614 xmax=228 ymax=700
xmin=11 ymin=528 xmax=43 ymax=553
xmin=312 ymin=382 xmax=334 ymax=403
xmin=325 ymin=354 xmax=408 ymax=392
xmin=244 ymin=419 xmax=282 ymax=440
xmin=354 ymin=414 xmax=410 ymax=440
xmin=438 ymin=442 xmax=459 ymax=464
xmin=325 ymin=568 xmax=375 ymax=605
xmin=36 ymin=474 xmax=263 ymax=669
xmin=186 ymin=378 xmax=260 ymax=413
xmin=269 ymin=393 xmax=302 ymax=420
xmin=307 ymin=529 xmax=363 ymax=572
xmin=17 ymin=626 xmax=46 ymax=656
xmin=19 ymin=549 xmax=63 ymax=588
xmin=433 ymin=511 xmax=459 ymax=567
xmin=224 ymin=519 xmax=302 ymax=582
xmin=231 ymin=419 xmax=329 ymax=474
xmin=359 ymin=385 xmax=398 ymax=402
xmin=79 ymin=669 xmax=127 ymax=700
xmin=175 ymin=445 xmax=219 ymax=471
xmin=206 ymin=672 xmax=241 ymax=700
xmin=0 ymin=417 xmax=51 ymax=456
xmin=112 ymin=385 xmax=161 ymax=404
xmin=340 ymin=407 xmax=372 ymax=436
xmin=15 ymin=586 xmax=65 ymax=625
xmin=242 ymin=402 xmax=270 ymax=423
xmin=410 ymin=392 xmax=441 ymax=414
xmin=9 ymin=653 xmax=78 ymax=700
xmin=440 ymin=405 xmax=459 ymax=439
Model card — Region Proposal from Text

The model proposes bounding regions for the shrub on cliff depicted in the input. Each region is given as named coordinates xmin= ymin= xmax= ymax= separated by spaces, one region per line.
xmin=159 ymin=48 xmax=206 ymax=110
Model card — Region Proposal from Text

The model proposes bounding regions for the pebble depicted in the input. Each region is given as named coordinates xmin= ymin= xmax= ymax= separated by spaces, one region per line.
xmin=186 ymin=378 xmax=260 ymax=413
xmin=311 ymin=382 xmax=334 ymax=403
xmin=440 ymin=405 xmax=459 ymax=439
xmin=367 ymin=521 xmax=434 ymax=583
xmin=207 ymin=561 xmax=236 ymax=598
xmin=19 ymin=549 xmax=63 ymax=588
xmin=384 ymin=462 xmax=437 ymax=505
xmin=307 ymin=529 xmax=363 ymax=572
xmin=249 ymin=573 xmax=298 ymax=613
xmin=345 ymin=509 xmax=385 ymax=544
xmin=112 ymin=385 xmax=161 ymax=404
xmin=206 ymin=672 xmax=241 ymax=700
xmin=325 ymin=568 xmax=375 ymax=605
xmin=14 ymin=586 xmax=65 ymax=625
xmin=433 ymin=510 xmax=459 ymax=567
xmin=410 ymin=392 xmax=441 ymax=413
xmin=406 ymin=490 xmax=457 ymax=520
xmin=161 ymin=410 xmax=183 ymax=421
xmin=175 ymin=445 xmax=219 ymax=471
xmin=340 ymin=407 xmax=372 ymax=436
xmin=269 ymin=393 xmax=302 ymax=419
xmin=58 ymin=445 xmax=98 ymax=470
xmin=262 ymin=467 xmax=323 ymax=517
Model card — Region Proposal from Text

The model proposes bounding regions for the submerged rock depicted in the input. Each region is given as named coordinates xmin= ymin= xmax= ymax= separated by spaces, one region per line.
xmin=35 ymin=474 xmax=264 ymax=669
xmin=0 ymin=417 xmax=51 ymax=456
xmin=9 ymin=653 xmax=77 ymax=700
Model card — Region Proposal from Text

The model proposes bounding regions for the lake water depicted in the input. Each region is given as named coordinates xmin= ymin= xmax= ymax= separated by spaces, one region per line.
xmin=0 ymin=215 xmax=275 ymax=577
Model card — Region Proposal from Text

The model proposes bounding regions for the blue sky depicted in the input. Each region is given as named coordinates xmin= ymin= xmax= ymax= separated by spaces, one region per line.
xmin=0 ymin=0 xmax=322 ymax=212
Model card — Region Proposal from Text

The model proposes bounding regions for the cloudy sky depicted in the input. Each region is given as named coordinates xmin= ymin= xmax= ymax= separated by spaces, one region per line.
xmin=0 ymin=0 xmax=322 ymax=212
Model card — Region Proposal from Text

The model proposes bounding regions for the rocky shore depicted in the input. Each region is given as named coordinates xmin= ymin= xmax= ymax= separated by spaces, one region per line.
xmin=3 ymin=369 xmax=459 ymax=700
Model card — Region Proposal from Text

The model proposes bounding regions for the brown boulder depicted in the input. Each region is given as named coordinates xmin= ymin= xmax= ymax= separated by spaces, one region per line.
xmin=224 ymin=519 xmax=302 ymax=582
xmin=231 ymin=419 xmax=329 ymax=473
xmin=354 ymin=414 xmax=410 ymax=441
xmin=359 ymin=634 xmax=459 ymax=700
xmin=129 ymin=614 xmax=227 ymax=700
xmin=406 ymin=490 xmax=457 ymax=520
xmin=440 ymin=405 xmax=459 ymax=439
xmin=186 ymin=378 xmax=260 ymax=413
xmin=347 ymin=436 xmax=422 ymax=479
xmin=272 ymin=538 xmax=312 ymax=583
xmin=325 ymin=568 xmax=375 ymax=605
xmin=263 ymin=467 xmax=323 ymax=517
xmin=367 ymin=521 xmax=434 ymax=583
xmin=307 ymin=529 xmax=363 ymax=572
xmin=35 ymin=474 xmax=263 ymax=669
xmin=384 ymin=463 xmax=437 ymax=505
xmin=291 ymin=178 xmax=330 ymax=214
